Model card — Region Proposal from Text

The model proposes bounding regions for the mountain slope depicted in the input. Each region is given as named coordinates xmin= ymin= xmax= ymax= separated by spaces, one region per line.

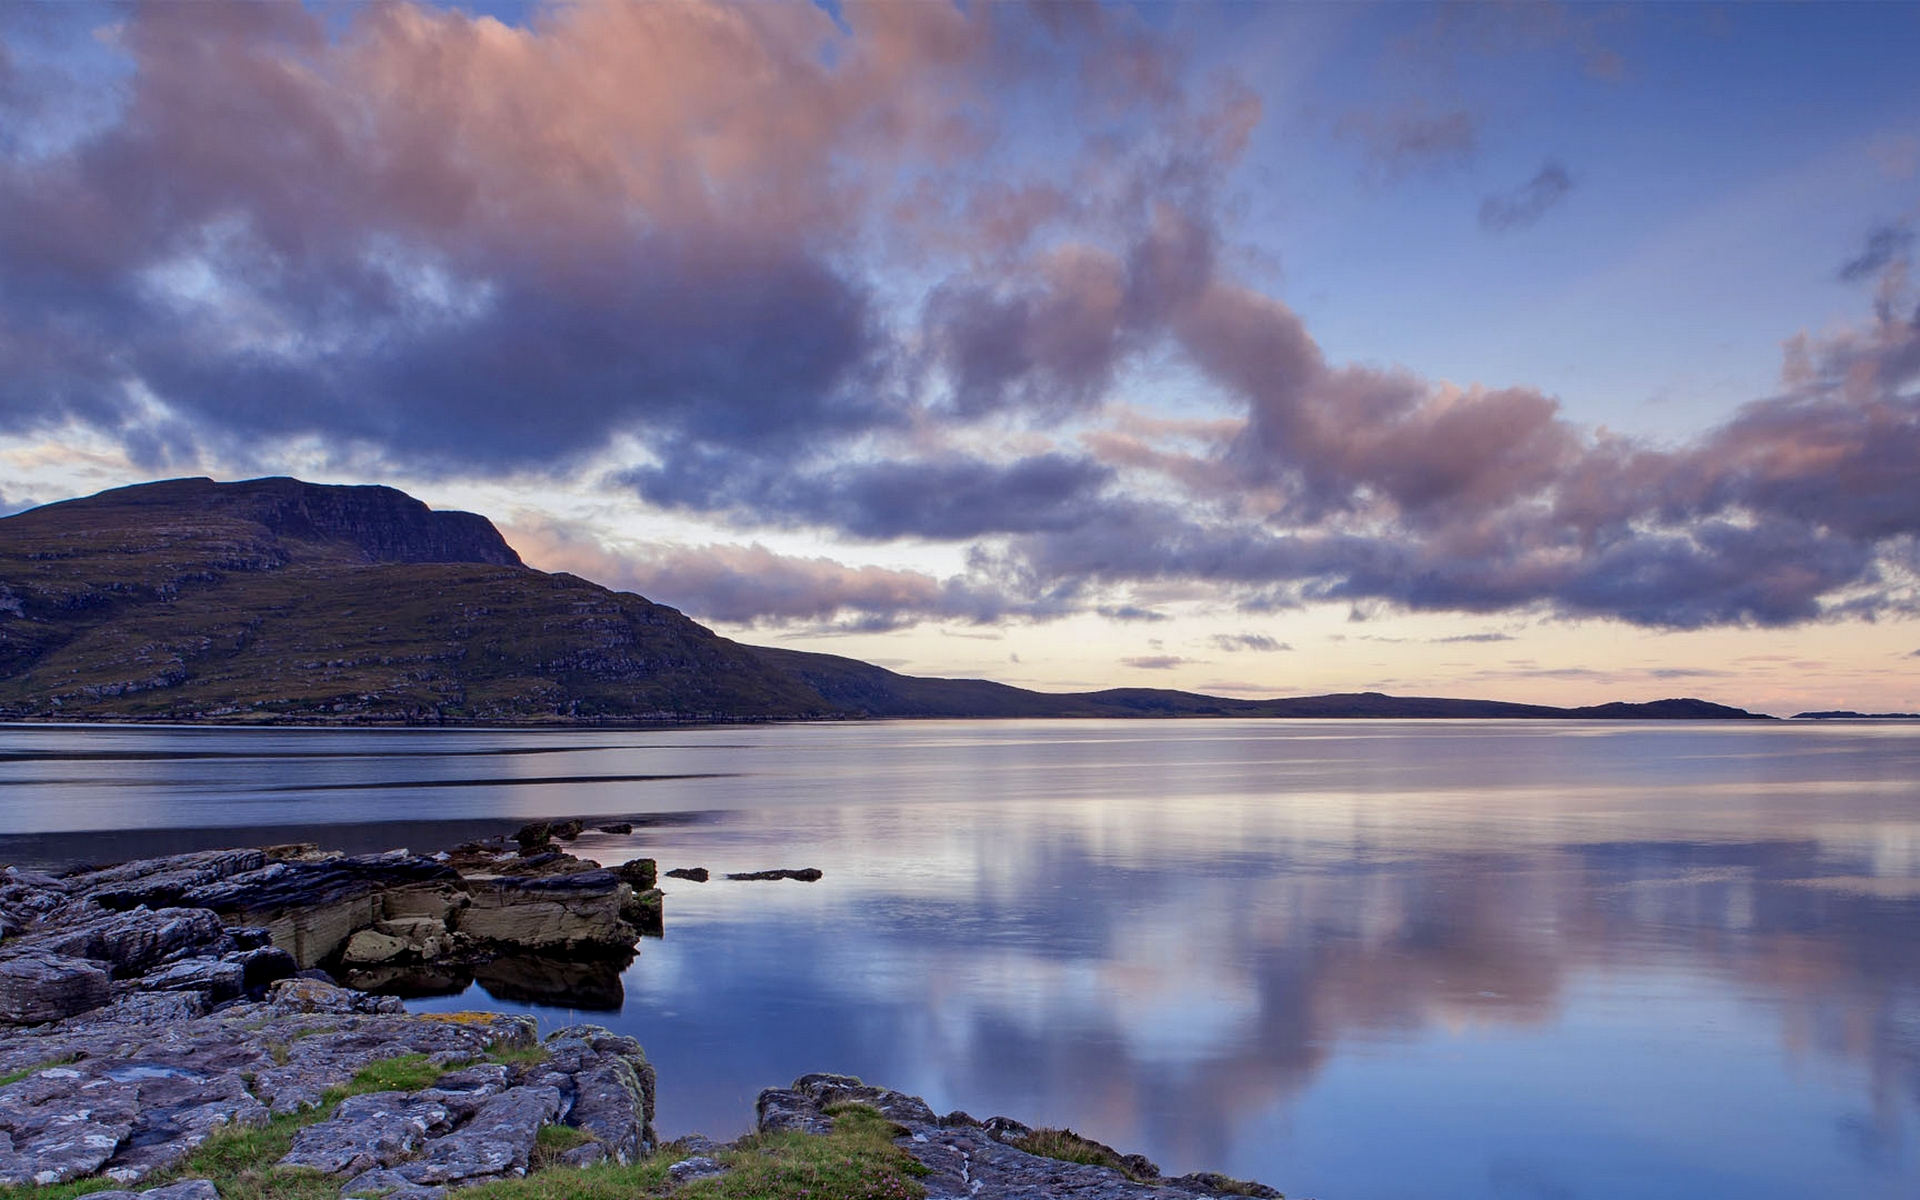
xmin=0 ymin=477 xmax=1771 ymax=722
xmin=0 ymin=477 xmax=836 ymax=720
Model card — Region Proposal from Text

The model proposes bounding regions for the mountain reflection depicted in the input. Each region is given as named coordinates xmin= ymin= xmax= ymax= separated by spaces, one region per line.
xmin=536 ymin=816 xmax=1920 ymax=1193
xmin=9 ymin=721 xmax=1916 ymax=1197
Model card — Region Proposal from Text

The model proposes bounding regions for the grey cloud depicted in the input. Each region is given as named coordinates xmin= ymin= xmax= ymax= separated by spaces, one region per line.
xmin=622 ymin=450 xmax=1115 ymax=541
xmin=1839 ymin=224 xmax=1912 ymax=283
xmin=506 ymin=519 xmax=1030 ymax=633
xmin=1121 ymin=655 xmax=1189 ymax=670
xmin=0 ymin=0 xmax=1240 ymax=482
xmin=1479 ymin=160 xmax=1574 ymax=232
xmin=1097 ymin=605 xmax=1169 ymax=623
xmin=1211 ymin=634 xmax=1291 ymax=652
xmin=1337 ymin=103 xmax=1476 ymax=174
xmin=1431 ymin=633 xmax=1513 ymax=644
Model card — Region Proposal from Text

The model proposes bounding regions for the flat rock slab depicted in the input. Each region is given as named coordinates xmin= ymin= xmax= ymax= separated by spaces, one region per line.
xmin=84 ymin=1180 xmax=222 ymax=1200
xmin=0 ymin=951 xmax=113 ymax=1024
xmin=282 ymin=1091 xmax=453 ymax=1177
xmin=0 ymin=980 xmax=536 ymax=1189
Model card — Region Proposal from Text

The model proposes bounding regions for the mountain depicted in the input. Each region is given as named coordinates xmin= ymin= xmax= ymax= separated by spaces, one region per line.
xmin=0 ymin=477 xmax=1771 ymax=723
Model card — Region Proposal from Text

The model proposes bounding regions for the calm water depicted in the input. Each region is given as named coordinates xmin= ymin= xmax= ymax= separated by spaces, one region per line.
xmin=3 ymin=719 xmax=1918 ymax=1200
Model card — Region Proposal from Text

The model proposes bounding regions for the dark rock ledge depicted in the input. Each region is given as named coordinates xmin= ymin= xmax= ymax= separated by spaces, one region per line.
xmin=1 ymin=847 xmax=1284 ymax=1199
xmin=0 ymin=839 xmax=665 ymax=1027
xmin=0 ymin=979 xmax=1284 ymax=1200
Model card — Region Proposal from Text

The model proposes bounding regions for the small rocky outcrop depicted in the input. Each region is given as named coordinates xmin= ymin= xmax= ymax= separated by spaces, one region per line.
xmin=1 ymin=837 xmax=653 ymax=1025
xmin=758 ymin=1075 xmax=1284 ymax=1200
xmin=664 ymin=867 xmax=709 ymax=882
xmin=725 ymin=868 xmax=823 ymax=882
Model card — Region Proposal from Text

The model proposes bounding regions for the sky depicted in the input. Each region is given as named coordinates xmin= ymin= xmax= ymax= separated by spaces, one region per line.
xmin=0 ymin=0 xmax=1916 ymax=716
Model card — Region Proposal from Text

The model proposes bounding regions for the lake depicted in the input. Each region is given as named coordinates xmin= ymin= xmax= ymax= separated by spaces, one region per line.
xmin=2 ymin=719 xmax=1917 ymax=1199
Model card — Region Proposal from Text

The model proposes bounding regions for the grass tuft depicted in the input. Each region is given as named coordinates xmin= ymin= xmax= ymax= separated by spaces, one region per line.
xmin=0 ymin=1054 xmax=78 ymax=1088
xmin=1010 ymin=1128 xmax=1151 ymax=1182
xmin=529 ymin=1124 xmax=600 ymax=1171
xmin=344 ymin=1053 xmax=450 ymax=1095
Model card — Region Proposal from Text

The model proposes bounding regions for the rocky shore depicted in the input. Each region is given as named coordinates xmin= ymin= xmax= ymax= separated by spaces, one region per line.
xmin=0 ymin=842 xmax=1286 ymax=1200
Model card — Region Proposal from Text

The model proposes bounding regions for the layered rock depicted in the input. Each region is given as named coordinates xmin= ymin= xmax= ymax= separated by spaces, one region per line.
xmin=1 ymin=840 xmax=649 ymax=1026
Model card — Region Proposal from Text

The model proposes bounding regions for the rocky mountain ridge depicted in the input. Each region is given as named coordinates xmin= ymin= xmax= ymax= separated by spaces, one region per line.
xmin=0 ymin=477 xmax=1769 ymax=722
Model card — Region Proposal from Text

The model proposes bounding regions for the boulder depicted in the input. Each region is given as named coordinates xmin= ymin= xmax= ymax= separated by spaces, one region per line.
xmin=0 ymin=1072 xmax=140 ymax=1184
xmin=667 ymin=1157 xmax=727 ymax=1183
xmin=179 ymin=853 xmax=463 ymax=969
xmin=381 ymin=884 xmax=469 ymax=925
xmin=341 ymin=918 xmax=454 ymax=967
xmin=548 ymin=820 xmax=585 ymax=842
xmin=136 ymin=957 xmax=247 ymax=1005
xmin=620 ymin=888 xmax=663 ymax=937
xmin=388 ymin=1085 xmax=562 ymax=1184
xmin=0 ymin=951 xmax=112 ymax=1023
xmin=511 ymin=823 xmax=551 ymax=852
xmin=725 ymin=868 xmax=823 ymax=882
xmin=597 ymin=823 xmax=633 ymax=835
xmin=611 ymin=858 xmax=656 ymax=891
xmin=280 ymin=1091 xmax=452 ymax=1176
xmin=453 ymin=872 xmax=635 ymax=952
xmin=24 ymin=905 xmax=231 ymax=977
xmin=663 ymin=867 xmax=709 ymax=883
xmin=70 ymin=850 xmax=268 ymax=912
xmin=546 ymin=1029 xmax=655 ymax=1162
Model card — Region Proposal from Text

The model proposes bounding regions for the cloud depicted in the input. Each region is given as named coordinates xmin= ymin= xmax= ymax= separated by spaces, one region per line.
xmin=1336 ymin=102 xmax=1475 ymax=175
xmin=1430 ymin=633 xmax=1513 ymax=644
xmin=1838 ymin=224 xmax=1913 ymax=283
xmin=502 ymin=516 xmax=1026 ymax=632
xmin=1121 ymin=655 xmax=1189 ymax=670
xmin=1211 ymin=634 xmax=1290 ymax=652
xmin=993 ymin=257 xmax=1920 ymax=630
xmin=4 ymin=0 xmax=1919 ymax=640
xmin=621 ymin=450 xmax=1117 ymax=541
xmin=1097 ymin=605 xmax=1169 ymax=623
xmin=1478 ymin=160 xmax=1574 ymax=232
xmin=0 ymin=0 xmax=1243 ymax=477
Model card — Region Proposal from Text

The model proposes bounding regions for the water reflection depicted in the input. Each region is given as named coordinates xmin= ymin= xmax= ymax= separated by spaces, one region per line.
xmin=3 ymin=721 xmax=1918 ymax=1199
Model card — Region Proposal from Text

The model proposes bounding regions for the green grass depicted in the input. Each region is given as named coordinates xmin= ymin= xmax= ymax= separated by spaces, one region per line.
xmin=1010 ymin=1128 xmax=1152 ymax=1182
xmin=485 ymin=1041 xmax=552 ymax=1068
xmin=0 ymin=1055 xmax=465 ymax=1200
xmin=342 ymin=1053 xmax=452 ymax=1095
xmin=528 ymin=1125 xmax=602 ymax=1171
xmin=0 ymin=1059 xmax=932 ymax=1200
xmin=0 ymin=1055 xmax=77 ymax=1088
xmin=458 ymin=1103 xmax=929 ymax=1200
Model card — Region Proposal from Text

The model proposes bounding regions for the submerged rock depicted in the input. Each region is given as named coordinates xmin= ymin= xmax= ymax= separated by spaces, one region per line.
xmin=725 ymin=868 xmax=823 ymax=882
xmin=663 ymin=867 xmax=709 ymax=882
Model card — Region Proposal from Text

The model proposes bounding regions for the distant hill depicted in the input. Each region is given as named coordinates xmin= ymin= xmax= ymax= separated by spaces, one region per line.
xmin=1793 ymin=710 xmax=1920 ymax=720
xmin=0 ymin=477 xmax=1772 ymax=724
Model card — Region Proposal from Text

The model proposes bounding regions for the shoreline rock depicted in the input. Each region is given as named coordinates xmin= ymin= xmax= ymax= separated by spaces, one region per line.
xmin=1 ymin=840 xmax=1288 ymax=1199
xmin=1 ymin=839 xmax=651 ymax=1025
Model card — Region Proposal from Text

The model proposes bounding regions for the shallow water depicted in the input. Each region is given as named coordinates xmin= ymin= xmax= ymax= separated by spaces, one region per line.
xmin=3 ymin=719 xmax=1918 ymax=1199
